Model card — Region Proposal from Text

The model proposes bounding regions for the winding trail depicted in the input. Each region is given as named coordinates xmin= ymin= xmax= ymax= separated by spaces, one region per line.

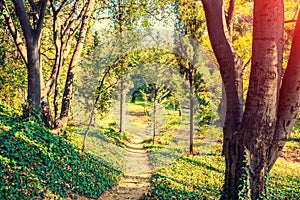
xmin=99 ymin=138 xmax=153 ymax=200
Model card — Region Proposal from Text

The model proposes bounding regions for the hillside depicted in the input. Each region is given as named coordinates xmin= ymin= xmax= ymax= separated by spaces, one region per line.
xmin=0 ymin=104 xmax=122 ymax=199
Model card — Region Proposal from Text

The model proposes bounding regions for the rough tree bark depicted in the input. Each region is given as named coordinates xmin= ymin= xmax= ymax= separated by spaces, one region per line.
xmin=268 ymin=6 xmax=300 ymax=169
xmin=201 ymin=0 xmax=244 ymax=198
xmin=202 ymin=0 xmax=300 ymax=198
xmin=239 ymin=1 xmax=284 ymax=198
xmin=1 ymin=0 xmax=48 ymax=111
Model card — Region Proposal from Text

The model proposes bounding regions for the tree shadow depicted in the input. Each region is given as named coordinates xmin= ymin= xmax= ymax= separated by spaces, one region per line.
xmin=141 ymin=173 xmax=221 ymax=200
xmin=288 ymin=137 xmax=300 ymax=143
xmin=179 ymin=156 xmax=223 ymax=174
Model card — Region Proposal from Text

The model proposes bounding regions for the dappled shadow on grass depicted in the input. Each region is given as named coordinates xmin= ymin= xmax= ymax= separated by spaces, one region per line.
xmin=77 ymin=127 xmax=127 ymax=171
xmin=288 ymin=137 xmax=300 ymax=143
xmin=178 ymin=156 xmax=223 ymax=174
xmin=142 ymin=143 xmax=225 ymax=200
xmin=141 ymin=173 xmax=221 ymax=200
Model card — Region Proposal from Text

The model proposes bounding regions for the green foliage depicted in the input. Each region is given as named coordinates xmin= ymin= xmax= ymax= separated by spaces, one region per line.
xmin=102 ymin=127 xmax=128 ymax=147
xmin=0 ymin=105 xmax=121 ymax=199
xmin=0 ymin=20 xmax=26 ymax=110
xmin=175 ymin=0 xmax=206 ymax=42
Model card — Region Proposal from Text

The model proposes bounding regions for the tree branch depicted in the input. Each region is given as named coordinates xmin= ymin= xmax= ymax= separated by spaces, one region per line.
xmin=11 ymin=0 xmax=33 ymax=40
xmin=41 ymin=52 xmax=55 ymax=61
xmin=225 ymin=0 xmax=235 ymax=37
xmin=28 ymin=0 xmax=39 ymax=14
xmin=269 ymin=10 xmax=300 ymax=169
xmin=285 ymin=19 xmax=297 ymax=23
xmin=36 ymin=0 xmax=48 ymax=37
xmin=63 ymin=3 xmax=87 ymax=37
xmin=56 ymin=0 xmax=68 ymax=14
xmin=62 ymin=0 xmax=80 ymax=33
xmin=92 ymin=16 xmax=113 ymax=20
xmin=242 ymin=57 xmax=251 ymax=77
xmin=0 ymin=0 xmax=27 ymax=64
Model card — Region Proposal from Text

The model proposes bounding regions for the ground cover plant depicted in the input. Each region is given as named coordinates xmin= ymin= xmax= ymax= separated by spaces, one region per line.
xmin=142 ymin=128 xmax=300 ymax=199
xmin=0 ymin=104 xmax=122 ymax=199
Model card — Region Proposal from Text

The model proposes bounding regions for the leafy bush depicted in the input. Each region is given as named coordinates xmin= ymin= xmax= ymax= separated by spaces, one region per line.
xmin=0 ymin=105 xmax=122 ymax=199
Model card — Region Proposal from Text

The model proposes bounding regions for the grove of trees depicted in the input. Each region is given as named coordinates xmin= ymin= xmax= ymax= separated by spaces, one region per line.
xmin=1 ymin=0 xmax=300 ymax=199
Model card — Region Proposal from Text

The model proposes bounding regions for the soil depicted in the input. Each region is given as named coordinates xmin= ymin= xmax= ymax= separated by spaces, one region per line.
xmin=99 ymin=137 xmax=153 ymax=200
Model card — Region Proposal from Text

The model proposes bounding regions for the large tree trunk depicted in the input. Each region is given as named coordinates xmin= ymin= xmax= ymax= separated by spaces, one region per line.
xmin=238 ymin=1 xmax=284 ymax=198
xmin=8 ymin=0 xmax=47 ymax=111
xmin=27 ymin=37 xmax=41 ymax=111
xmin=203 ymin=0 xmax=300 ymax=199
xmin=268 ymin=7 xmax=300 ymax=169
xmin=201 ymin=1 xmax=244 ymax=198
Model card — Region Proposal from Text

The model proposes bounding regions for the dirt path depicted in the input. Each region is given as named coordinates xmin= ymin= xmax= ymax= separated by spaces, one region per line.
xmin=99 ymin=138 xmax=153 ymax=200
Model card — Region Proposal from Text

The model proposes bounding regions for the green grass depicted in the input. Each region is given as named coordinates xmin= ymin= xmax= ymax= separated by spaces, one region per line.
xmin=77 ymin=125 xmax=128 ymax=171
xmin=267 ymin=126 xmax=300 ymax=199
xmin=142 ymin=125 xmax=300 ymax=199
xmin=0 ymin=104 xmax=122 ymax=199
xmin=127 ymin=101 xmax=151 ymax=128
xmin=143 ymin=109 xmax=181 ymax=145
xmin=141 ymin=145 xmax=224 ymax=200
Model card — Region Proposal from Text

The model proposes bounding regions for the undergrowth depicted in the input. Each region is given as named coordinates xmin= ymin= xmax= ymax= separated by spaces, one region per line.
xmin=0 ymin=104 xmax=122 ymax=199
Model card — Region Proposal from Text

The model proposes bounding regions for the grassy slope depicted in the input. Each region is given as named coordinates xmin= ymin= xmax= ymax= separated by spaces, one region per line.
xmin=76 ymin=125 xmax=128 ymax=172
xmin=142 ymin=134 xmax=300 ymax=199
xmin=130 ymin=101 xmax=300 ymax=199
xmin=0 ymin=105 xmax=122 ymax=199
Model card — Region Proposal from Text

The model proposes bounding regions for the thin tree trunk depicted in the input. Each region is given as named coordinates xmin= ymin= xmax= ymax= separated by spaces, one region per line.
xmin=189 ymin=80 xmax=194 ymax=154
xmin=82 ymin=106 xmax=96 ymax=152
xmin=41 ymin=75 xmax=54 ymax=127
xmin=59 ymin=0 xmax=94 ymax=133
xmin=118 ymin=0 xmax=125 ymax=133
xmin=120 ymin=79 xmax=125 ymax=132
xmin=153 ymin=100 xmax=156 ymax=144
